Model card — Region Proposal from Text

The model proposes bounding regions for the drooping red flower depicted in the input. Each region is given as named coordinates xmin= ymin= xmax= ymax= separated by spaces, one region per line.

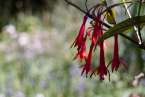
xmin=81 ymin=44 xmax=94 ymax=76
xmin=74 ymin=36 xmax=87 ymax=61
xmin=97 ymin=42 xmax=108 ymax=80
xmin=112 ymin=34 xmax=120 ymax=72
xmin=87 ymin=14 xmax=108 ymax=80
xmin=96 ymin=19 xmax=108 ymax=80
xmin=81 ymin=15 xmax=101 ymax=77
xmin=71 ymin=15 xmax=88 ymax=50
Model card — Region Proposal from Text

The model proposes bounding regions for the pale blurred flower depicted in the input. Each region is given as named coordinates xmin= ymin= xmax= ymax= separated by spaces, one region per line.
xmin=35 ymin=93 xmax=44 ymax=97
xmin=3 ymin=24 xmax=17 ymax=39
xmin=24 ymin=48 xmax=35 ymax=59
xmin=18 ymin=33 xmax=29 ymax=46
xmin=32 ymin=38 xmax=43 ymax=53
xmin=14 ymin=91 xmax=25 ymax=97
xmin=0 ymin=94 xmax=5 ymax=97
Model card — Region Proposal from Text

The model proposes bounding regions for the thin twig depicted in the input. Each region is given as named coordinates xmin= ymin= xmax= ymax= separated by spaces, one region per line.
xmin=123 ymin=0 xmax=143 ymax=45
xmin=138 ymin=0 xmax=143 ymax=44
xmin=64 ymin=0 xmax=86 ymax=14
xmin=85 ymin=0 xmax=89 ymax=11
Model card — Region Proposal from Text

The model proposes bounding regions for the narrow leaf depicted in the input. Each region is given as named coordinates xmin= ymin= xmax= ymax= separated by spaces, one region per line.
xmin=98 ymin=15 xmax=145 ymax=43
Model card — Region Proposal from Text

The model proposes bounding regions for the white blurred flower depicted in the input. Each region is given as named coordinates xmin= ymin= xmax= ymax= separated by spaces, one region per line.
xmin=3 ymin=24 xmax=17 ymax=39
xmin=18 ymin=33 xmax=29 ymax=46
xmin=35 ymin=93 xmax=44 ymax=97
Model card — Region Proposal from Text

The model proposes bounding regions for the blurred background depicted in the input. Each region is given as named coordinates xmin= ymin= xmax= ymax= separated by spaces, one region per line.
xmin=0 ymin=0 xmax=145 ymax=97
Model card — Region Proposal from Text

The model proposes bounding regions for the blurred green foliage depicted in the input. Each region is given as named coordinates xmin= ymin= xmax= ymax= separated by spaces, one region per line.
xmin=0 ymin=0 xmax=145 ymax=97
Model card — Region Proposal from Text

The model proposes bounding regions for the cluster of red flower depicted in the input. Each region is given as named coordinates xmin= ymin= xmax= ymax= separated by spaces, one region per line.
xmin=71 ymin=8 xmax=125 ymax=80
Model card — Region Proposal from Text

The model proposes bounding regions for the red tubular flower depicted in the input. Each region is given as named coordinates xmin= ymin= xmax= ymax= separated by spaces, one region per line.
xmin=74 ymin=38 xmax=87 ymax=61
xmin=97 ymin=22 xmax=107 ymax=80
xmin=112 ymin=34 xmax=120 ymax=72
xmin=90 ymin=15 xmax=108 ymax=80
xmin=97 ymin=42 xmax=107 ymax=80
xmin=81 ymin=44 xmax=93 ymax=76
xmin=71 ymin=15 xmax=88 ymax=50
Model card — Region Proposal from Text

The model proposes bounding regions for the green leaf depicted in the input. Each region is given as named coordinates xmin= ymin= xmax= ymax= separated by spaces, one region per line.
xmin=98 ymin=15 xmax=145 ymax=43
